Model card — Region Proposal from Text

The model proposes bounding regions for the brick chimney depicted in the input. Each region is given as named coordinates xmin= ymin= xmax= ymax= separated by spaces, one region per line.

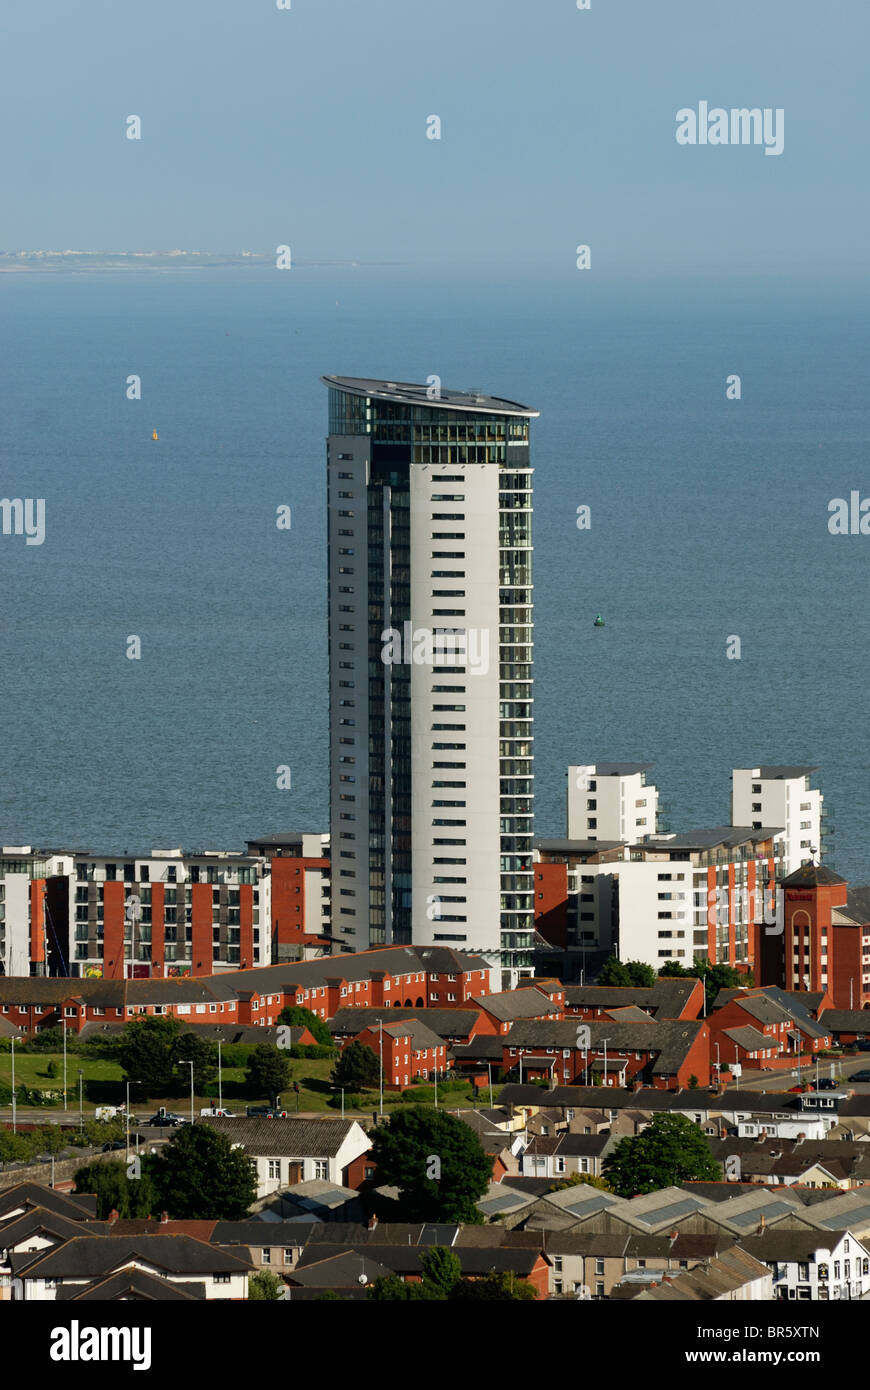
xmin=367 ymin=1214 xmax=378 ymax=1230
xmin=107 ymin=1208 xmax=119 ymax=1226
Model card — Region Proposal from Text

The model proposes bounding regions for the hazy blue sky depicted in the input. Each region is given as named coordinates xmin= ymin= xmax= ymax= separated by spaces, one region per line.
xmin=1 ymin=0 xmax=868 ymax=281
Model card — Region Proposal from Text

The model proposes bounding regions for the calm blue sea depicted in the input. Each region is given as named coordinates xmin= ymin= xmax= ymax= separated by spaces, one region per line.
xmin=0 ymin=269 xmax=868 ymax=882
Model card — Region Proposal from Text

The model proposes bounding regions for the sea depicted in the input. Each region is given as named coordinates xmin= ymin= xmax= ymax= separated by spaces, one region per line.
xmin=0 ymin=267 xmax=868 ymax=883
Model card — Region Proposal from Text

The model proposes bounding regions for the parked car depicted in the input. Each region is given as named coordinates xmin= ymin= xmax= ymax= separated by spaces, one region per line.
xmin=145 ymin=1111 xmax=184 ymax=1127
xmin=809 ymin=1078 xmax=839 ymax=1090
xmin=849 ymin=1069 xmax=870 ymax=1083
xmin=855 ymin=1039 xmax=870 ymax=1051
xmin=246 ymin=1105 xmax=288 ymax=1119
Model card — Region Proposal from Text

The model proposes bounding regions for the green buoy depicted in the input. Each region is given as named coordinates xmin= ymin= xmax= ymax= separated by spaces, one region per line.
xmin=593 ymin=615 xmax=605 ymax=627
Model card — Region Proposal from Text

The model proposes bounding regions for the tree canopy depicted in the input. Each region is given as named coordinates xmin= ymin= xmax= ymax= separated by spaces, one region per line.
xmin=331 ymin=1040 xmax=381 ymax=1091
xmin=597 ymin=958 xmax=657 ymax=988
xmin=368 ymin=1106 xmax=491 ymax=1223
xmin=277 ymin=1005 xmax=334 ymax=1049
xmin=602 ymin=1114 xmax=721 ymax=1197
xmin=245 ymin=1044 xmax=292 ymax=1102
xmin=73 ymin=1157 xmax=159 ymax=1219
xmin=149 ymin=1123 xmax=257 ymax=1219
xmin=118 ymin=1015 xmax=180 ymax=1096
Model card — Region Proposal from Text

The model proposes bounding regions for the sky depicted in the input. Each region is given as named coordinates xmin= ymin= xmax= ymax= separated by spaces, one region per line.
xmin=1 ymin=0 xmax=868 ymax=283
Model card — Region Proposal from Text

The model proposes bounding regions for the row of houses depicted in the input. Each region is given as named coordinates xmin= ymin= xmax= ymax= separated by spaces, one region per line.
xmin=0 ymin=943 xmax=493 ymax=1035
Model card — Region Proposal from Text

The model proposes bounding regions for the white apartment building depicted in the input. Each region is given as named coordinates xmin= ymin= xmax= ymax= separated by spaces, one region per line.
xmin=567 ymin=763 xmax=659 ymax=844
xmin=323 ymin=376 xmax=539 ymax=981
xmin=731 ymin=766 xmax=825 ymax=875
xmin=536 ymin=828 xmax=787 ymax=972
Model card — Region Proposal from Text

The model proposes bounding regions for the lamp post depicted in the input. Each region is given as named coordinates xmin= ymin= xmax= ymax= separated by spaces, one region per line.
xmin=78 ymin=1069 xmax=84 ymax=1134
xmin=378 ymin=1020 xmax=384 ymax=1117
xmin=63 ymin=1018 xmax=68 ymax=1112
xmin=183 ymin=1060 xmax=194 ymax=1126
xmin=714 ymin=1041 xmax=721 ymax=1085
xmin=217 ymin=1040 xmax=222 ymax=1112
xmin=125 ymin=1080 xmax=131 ymax=1166
xmin=600 ymin=1037 xmax=611 ymax=1090
xmin=11 ymin=1036 xmax=18 ymax=1134
xmin=487 ymin=1062 xmax=494 ymax=1110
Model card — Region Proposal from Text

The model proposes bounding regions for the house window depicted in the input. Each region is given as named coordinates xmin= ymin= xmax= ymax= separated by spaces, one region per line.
xmin=261 ymin=1249 xmax=271 ymax=1264
xmin=268 ymin=1160 xmax=281 ymax=1180
xmin=314 ymin=1160 xmax=328 ymax=1180
xmin=214 ymin=1274 xmax=230 ymax=1285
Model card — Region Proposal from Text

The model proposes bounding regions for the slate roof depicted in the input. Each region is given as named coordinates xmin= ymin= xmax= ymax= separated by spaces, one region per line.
xmin=818 ymin=1009 xmax=870 ymax=1034
xmin=55 ymin=1270 xmax=206 ymax=1300
xmin=12 ymin=1234 xmax=254 ymax=1279
xmin=451 ymin=1036 xmax=505 ymax=1062
xmin=194 ymin=945 xmax=490 ymax=1000
xmin=497 ymin=1084 xmax=718 ymax=1112
xmin=0 ymin=1183 xmax=97 ymax=1224
xmin=505 ymin=1019 xmax=706 ymax=1075
xmin=199 ymin=1116 xmax=363 ymax=1157
xmin=563 ymin=979 xmax=701 ymax=1020
xmin=288 ymin=1250 xmax=394 ymax=1287
xmin=782 ymin=864 xmax=847 ymax=888
xmin=625 ymin=1247 xmax=772 ymax=1301
xmin=723 ymin=1025 xmax=773 ymax=1052
xmin=474 ymin=989 xmax=562 ymax=1022
xmin=329 ymin=1007 xmax=481 ymax=1041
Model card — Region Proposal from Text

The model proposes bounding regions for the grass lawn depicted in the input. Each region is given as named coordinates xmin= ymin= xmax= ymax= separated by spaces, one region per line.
xmin=1 ymin=1051 xmax=481 ymax=1117
xmin=0 ymin=1054 xmax=123 ymax=1088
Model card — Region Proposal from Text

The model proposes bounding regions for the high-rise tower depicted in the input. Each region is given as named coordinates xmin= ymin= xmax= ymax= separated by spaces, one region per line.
xmin=323 ymin=377 xmax=538 ymax=981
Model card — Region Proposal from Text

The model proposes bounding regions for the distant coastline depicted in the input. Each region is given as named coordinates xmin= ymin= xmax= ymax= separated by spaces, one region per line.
xmin=0 ymin=250 xmax=399 ymax=273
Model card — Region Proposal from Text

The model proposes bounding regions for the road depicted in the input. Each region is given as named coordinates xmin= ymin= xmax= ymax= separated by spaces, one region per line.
xmin=722 ymin=1052 xmax=870 ymax=1092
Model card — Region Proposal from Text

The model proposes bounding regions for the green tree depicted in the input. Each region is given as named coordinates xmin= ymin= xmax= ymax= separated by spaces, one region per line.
xmin=367 ymin=1274 xmax=441 ymax=1301
xmin=244 ymin=1044 xmax=292 ymax=1101
xmin=277 ymin=1006 xmax=334 ymax=1049
xmin=420 ymin=1245 xmax=462 ymax=1295
xmin=171 ymin=1031 xmax=218 ymax=1094
xmin=449 ymin=1272 xmax=537 ymax=1301
xmin=44 ymin=1060 xmax=59 ymax=1079
xmin=119 ymin=1015 xmax=180 ymax=1097
xmin=623 ymin=961 xmax=658 ymax=988
xmin=369 ymin=1106 xmax=492 ymax=1224
xmin=73 ymin=1158 xmax=159 ymax=1219
xmin=687 ymin=1074 xmax=700 ymax=1090
xmin=597 ymin=957 xmax=632 ymax=987
xmin=657 ymin=960 xmax=694 ymax=978
xmin=547 ymin=1172 xmax=611 ymax=1193
xmin=331 ymin=1041 xmax=381 ymax=1091
xmin=602 ymin=1114 xmax=721 ymax=1197
xmin=249 ymin=1270 xmax=285 ymax=1300
xmin=150 ymin=1123 xmax=256 ymax=1219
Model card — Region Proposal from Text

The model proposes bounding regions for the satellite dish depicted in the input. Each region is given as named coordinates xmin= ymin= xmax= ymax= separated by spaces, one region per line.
xmin=358 ymin=1273 xmax=368 ymax=1286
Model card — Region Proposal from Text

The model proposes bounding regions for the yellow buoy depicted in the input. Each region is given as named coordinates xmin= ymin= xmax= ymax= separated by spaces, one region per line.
xmin=152 ymin=429 xmax=159 ymax=440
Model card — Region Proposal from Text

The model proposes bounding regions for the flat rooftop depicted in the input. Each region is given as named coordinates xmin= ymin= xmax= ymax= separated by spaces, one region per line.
xmin=588 ymin=763 xmax=654 ymax=777
xmin=734 ymin=766 xmax=817 ymax=780
xmin=322 ymin=375 xmax=538 ymax=418
xmin=644 ymin=826 xmax=784 ymax=851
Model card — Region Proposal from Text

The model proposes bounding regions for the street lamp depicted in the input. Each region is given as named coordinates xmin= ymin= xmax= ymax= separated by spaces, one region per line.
xmin=378 ymin=1020 xmax=384 ymax=1117
xmin=600 ymin=1037 xmax=611 ymax=1089
xmin=11 ymin=1036 xmax=19 ymax=1134
xmin=63 ymin=1017 xmax=68 ymax=1112
xmin=217 ymin=1040 xmax=222 ymax=1112
xmin=183 ymin=1060 xmax=194 ymax=1126
xmin=78 ymin=1069 xmax=84 ymax=1134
